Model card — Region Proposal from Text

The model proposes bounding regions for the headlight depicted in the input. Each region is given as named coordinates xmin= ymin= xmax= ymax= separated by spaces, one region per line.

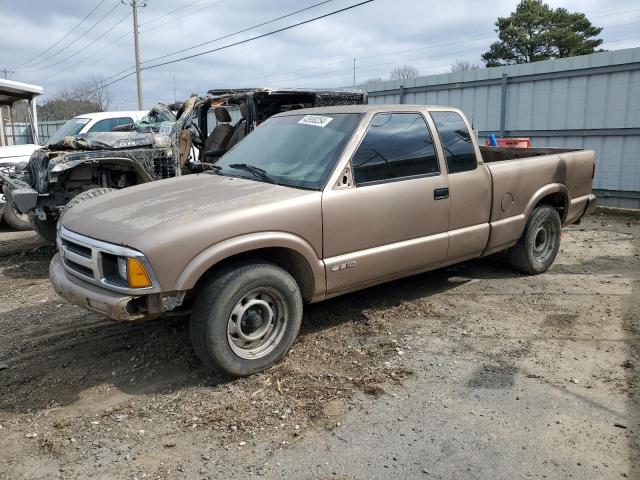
xmin=117 ymin=257 xmax=128 ymax=281
xmin=117 ymin=256 xmax=152 ymax=289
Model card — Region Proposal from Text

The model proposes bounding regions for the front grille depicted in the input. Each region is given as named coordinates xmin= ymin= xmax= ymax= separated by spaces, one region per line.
xmin=57 ymin=226 xmax=159 ymax=294
xmin=59 ymin=233 xmax=100 ymax=283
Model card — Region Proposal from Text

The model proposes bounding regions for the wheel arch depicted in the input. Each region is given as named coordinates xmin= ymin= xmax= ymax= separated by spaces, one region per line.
xmin=525 ymin=183 xmax=570 ymax=225
xmin=175 ymin=232 xmax=326 ymax=303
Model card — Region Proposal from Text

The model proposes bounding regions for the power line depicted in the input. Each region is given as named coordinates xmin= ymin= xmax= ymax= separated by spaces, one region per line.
xmin=141 ymin=0 xmax=335 ymax=66
xmin=63 ymin=0 xmax=376 ymax=101
xmin=19 ymin=10 xmax=132 ymax=73
xmin=95 ymin=0 xmax=337 ymax=86
xmin=15 ymin=1 xmax=122 ymax=71
xmin=140 ymin=0 xmax=228 ymax=33
xmin=140 ymin=0 xmax=205 ymax=27
xmin=143 ymin=0 xmax=375 ymax=70
xmin=13 ymin=0 xmax=107 ymax=69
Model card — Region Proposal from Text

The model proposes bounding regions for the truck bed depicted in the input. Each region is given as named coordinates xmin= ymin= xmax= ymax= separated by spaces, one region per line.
xmin=481 ymin=147 xmax=596 ymax=255
xmin=479 ymin=146 xmax=581 ymax=163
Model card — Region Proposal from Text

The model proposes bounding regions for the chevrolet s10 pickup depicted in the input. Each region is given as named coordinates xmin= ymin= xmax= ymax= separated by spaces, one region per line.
xmin=49 ymin=104 xmax=596 ymax=376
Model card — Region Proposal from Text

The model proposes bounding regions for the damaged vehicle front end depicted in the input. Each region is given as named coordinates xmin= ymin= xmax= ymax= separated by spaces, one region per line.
xmin=0 ymin=98 xmax=197 ymax=242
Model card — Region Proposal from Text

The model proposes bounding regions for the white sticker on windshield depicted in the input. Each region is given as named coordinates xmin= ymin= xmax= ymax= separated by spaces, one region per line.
xmin=159 ymin=123 xmax=173 ymax=135
xmin=76 ymin=118 xmax=90 ymax=124
xmin=298 ymin=115 xmax=333 ymax=128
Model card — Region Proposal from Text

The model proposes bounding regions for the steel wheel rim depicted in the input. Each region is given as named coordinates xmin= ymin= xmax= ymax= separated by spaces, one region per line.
xmin=227 ymin=287 xmax=287 ymax=359
xmin=532 ymin=220 xmax=557 ymax=263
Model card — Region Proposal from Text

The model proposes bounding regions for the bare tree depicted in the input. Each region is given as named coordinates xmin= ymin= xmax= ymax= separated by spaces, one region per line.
xmin=390 ymin=65 xmax=419 ymax=80
xmin=449 ymin=60 xmax=481 ymax=73
xmin=39 ymin=76 xmax=115 ymax=120
xmin=365 ymin=77 xmax=383 ymax=84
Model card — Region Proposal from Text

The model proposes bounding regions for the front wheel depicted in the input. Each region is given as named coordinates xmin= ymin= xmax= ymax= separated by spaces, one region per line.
xmin=3 ymin=201 xmax=31 ymax=230
xmin=506 ymin=205 xmax=561 ymax=275
xmin=190 ymin=262 xmax=303 ymax=377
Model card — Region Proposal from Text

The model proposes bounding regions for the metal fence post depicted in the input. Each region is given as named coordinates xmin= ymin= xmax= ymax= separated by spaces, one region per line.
xmin=399 ymin=85 xmax=405 ymax=104
xmin=499 ymin=73 xmax=508 ymax=137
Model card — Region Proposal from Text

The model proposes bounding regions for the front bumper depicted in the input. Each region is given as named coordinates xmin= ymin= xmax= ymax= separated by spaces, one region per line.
xmin=0 ymin=172 xmax=38 ymax=215
xmin=50 ymin=253 xmax=146 ymax=321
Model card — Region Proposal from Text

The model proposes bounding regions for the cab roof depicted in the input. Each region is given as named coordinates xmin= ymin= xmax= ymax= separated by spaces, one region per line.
xmin=272 ymin=104 xmax=457 ymax=116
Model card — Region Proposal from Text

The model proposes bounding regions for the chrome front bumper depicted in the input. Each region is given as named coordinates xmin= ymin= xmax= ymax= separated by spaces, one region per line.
xmin=50 ymin=253 xmax=145 ymax=321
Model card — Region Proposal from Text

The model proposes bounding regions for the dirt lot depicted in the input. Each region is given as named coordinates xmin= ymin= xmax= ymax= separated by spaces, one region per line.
xmin=0 ymin=212 xmax=638 ymax=479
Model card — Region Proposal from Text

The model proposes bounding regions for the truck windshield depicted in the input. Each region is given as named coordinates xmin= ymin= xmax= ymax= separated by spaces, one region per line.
xmin=215 ymin=113 xmax=363 ymax=190
xmin=46 ymin=118 xmax=90 ymax=146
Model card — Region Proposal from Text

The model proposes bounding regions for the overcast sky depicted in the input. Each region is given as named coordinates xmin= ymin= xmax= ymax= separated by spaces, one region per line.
xmin=0 ymin=0 xmax=638 ymax=111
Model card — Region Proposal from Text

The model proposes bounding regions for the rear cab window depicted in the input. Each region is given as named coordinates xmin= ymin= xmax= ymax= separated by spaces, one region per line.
xmin=351 ymin=112 xmax=440 ymax=185
xmin=430 ymin=111 xmax=477 ymax=174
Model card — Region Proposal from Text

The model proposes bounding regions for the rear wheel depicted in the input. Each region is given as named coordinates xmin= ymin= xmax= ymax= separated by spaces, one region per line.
xmin=3 ymin=201 xmax=31 ymax=230
xmin=190 ymin=262 xmax=303 ymax=377
xmin=506 ymin=205 xmax=561 ymax=275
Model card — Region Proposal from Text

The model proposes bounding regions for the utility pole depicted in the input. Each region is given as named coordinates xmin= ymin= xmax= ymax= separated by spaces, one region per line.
xmin=353 ymin=58 xmax=356 ymax=86
xmin=123 ymin=0 xmax=147 ymax=110
xmin=1 ymin=68 xmax=14 ymax=79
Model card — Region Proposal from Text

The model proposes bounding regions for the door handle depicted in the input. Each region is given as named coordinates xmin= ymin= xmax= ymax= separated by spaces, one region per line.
xmin=434 ymin=187 xmax=449 ymax=200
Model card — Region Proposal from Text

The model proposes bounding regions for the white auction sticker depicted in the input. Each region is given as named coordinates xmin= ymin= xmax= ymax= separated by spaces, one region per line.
xmin=298 ymin=115 xmax=333 ymax=128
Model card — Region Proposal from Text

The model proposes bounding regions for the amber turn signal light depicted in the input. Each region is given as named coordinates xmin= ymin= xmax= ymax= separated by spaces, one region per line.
xmin=127 ymin=257 xmax=152 ymax=288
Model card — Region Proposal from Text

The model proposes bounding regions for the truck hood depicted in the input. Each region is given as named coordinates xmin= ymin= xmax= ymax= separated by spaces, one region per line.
xmin=0 ymin=144 xmax=40 ymax=164
xmin=61 ymin=173 xmax=320 ymax=248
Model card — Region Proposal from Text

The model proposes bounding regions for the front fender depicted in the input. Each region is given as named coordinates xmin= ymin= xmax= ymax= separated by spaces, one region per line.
xmin=174 ymin=232 xmax=326 ymax=300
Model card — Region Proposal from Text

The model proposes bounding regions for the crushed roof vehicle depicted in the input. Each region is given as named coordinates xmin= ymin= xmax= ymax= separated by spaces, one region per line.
xmin=0 ymin=88 xmax=367 ymax=242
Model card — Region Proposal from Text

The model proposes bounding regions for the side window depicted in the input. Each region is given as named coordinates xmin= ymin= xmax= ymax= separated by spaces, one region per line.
xmin=88 ymin=117 xmax=134 ymax=133
xmin=430 ymin=111 xmax=477 ymax=174
xmin=352 ymin=112 xmax=439 ymax=185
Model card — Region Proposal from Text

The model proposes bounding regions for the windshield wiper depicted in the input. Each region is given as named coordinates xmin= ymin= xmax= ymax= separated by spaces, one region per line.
xmin=229 ymin=163 xmax=279 ymax=185
xmin=199 ymin=163 xmax=224 ymax=175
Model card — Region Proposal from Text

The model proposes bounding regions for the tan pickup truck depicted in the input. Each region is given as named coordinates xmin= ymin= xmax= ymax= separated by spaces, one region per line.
xmin=50 ymin=104 xmax=596 ymax=376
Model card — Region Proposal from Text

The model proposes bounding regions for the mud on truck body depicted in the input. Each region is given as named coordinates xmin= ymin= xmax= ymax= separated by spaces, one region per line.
xmin=0 ymin=88 xmax=367 ymax=242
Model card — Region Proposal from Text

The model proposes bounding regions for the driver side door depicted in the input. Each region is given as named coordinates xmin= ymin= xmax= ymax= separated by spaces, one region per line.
xmin=322 ymin=111 xmax=451 ymax=294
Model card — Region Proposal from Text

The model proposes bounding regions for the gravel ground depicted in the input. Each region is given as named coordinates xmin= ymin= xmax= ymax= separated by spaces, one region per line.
xmin=0 ymin=212 xmax=638 ymax=479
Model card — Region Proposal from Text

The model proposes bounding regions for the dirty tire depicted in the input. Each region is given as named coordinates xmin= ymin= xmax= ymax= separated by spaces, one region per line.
xmin=61 ymin=188 xmax=117 ymax=220
xmin=3 ymin=202 xmax=31 ymax=230
xmin=506 ymin=205 xmax=561 ymax=275
xmin=30 ymin=215 xmax=58 ymax=244
xmin=190 ymin=262 xmax=303 ymax=377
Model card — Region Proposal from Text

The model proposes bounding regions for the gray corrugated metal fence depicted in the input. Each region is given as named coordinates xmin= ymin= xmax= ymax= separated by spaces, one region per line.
xmin=363 ymin=48 xmax=640 ymax=209
xmin=3 ymin=120 xmax=67 ymax=145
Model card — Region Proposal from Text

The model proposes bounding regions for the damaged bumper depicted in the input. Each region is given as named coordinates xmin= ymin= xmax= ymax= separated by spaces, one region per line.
xmin=0 ymin=172 xmax=38 ymax=214
xmin=50 ymin=253 xmax=146 ymax=321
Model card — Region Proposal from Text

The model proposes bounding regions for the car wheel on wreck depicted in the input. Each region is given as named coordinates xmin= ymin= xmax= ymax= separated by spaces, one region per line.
xmin=3 ymin=201 xmax=32 ymax=231
xmin=190 ymin=261 xmax=303 ymax=377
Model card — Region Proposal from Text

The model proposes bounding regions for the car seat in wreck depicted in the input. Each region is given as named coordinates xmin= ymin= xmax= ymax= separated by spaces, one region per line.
xmin=204 ymin=107 xmax=234 ymax=161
